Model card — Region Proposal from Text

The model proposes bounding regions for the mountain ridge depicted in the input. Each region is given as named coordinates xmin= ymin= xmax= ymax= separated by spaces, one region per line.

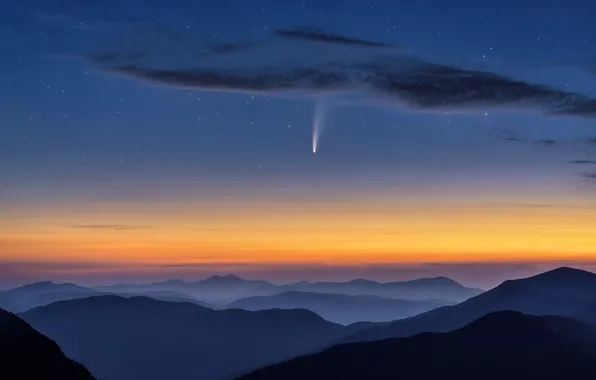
xmin=0 ymin=307 xmax=95 ymax=380
xmin=238 ymin=310 xmax=596 ymax=380
xmin=21 ymin=295 xmax=351 ymax=380
xmin=339 ymin=266 xmax=596 ymax=343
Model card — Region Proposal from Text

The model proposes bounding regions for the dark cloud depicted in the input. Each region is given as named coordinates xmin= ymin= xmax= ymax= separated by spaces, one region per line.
xmin=66 ymin=224 xmax=151 ymax=231
xmin=88 ymin=52 xmax=148 ymax=64
xmin=535 ymin=139 xmax=558 ymax=145
xmin=274 ymin=27 xmax=394 ymax=48
xmin=108 ymin=65 xmax=353 ymax=93
xmin=580 ymin=172 xmax=596 ymax=179
xmin=86 ymin=27 xmax=596 ymax=118
xmin=569 ymin=160 xmax=596 ymax=165
xmin=197 ymin=42 xmax=258 ymax=58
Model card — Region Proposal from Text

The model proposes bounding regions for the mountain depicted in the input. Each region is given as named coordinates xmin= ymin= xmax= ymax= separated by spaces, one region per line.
xmin=97 ymin=275 xmax=279 ymax=303
xmin=0 ymin=307 xmax=94 ymax=380
xmin=21 ymin=295 xmax=353 ymax=380
xmin=0 ymin=281 xmax=100 ymax=312
xmin=284 ymin=276 xmax=482 ymax=302
xmin=238 ymin=311 xmax=596 ymax=380
xmin=341 ymin=267 xmax=596 ymax=343
xmin=129 ymin=290 xmax=213 ymax=308
xmin=97 ymin=275 xmax=481 ymax=303
xmin=576 ymin=301 xmax=596 ymax=325
xmin=229 ymin=291 xmax=449 ymax=324
xmin=0 ymin=281 xmax=212 ymax=311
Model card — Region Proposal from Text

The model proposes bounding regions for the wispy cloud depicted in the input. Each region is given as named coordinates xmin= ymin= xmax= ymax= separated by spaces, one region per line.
xmin=66 ymin=224 xmax=151 ymax=231
xmin=580 ymin=172 xmax=596 ymax=179
xmin=84 ymin=26 xmax=596 ymax=119
xmin=274 ymin=27 xmax=395 ymax=48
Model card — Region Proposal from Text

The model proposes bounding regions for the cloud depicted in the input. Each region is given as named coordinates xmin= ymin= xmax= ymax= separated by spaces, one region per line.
xmin=483 ymin=202 xmax=583 ymax=209
xmin=568 ymin=160 xmax=596 ymax=165
xmin=66 ymin=224 xmax=151 ymax=231
xmin=580 ymin=172 xmax=596 ymax=179
xmin=85 ymin=26 xmax=596 ymax=118
xmin=534 ymin=139 xmax=558 ymax=145
xmin=274 ymin=27 xmax=394 ymax=48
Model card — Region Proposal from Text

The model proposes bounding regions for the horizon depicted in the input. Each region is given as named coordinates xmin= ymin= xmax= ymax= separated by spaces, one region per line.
xmin=2 ymin=263 xmax=596 ymax=290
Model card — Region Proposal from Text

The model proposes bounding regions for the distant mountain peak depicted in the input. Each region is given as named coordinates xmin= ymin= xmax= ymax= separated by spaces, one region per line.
xmin=346 ymin=278 xmax=378 ymax=285
xmin=393 ymin=276 xmax=462 ymax=287
xmin=22 ymin=281 xmax=55 ymax=288
xmin=15 ymin=281 xmax=84 ymax=291
xmin=159 ymin=279 xmax=189 ymax=286
xmin=201 ymin=274 xmax=246 ymax=284
xmin=535 ymin=266 xmax=595 ymax=279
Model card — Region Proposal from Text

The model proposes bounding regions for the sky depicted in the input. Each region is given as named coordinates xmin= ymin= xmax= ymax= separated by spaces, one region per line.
xmin=1 ymin=0 xmax=596 ymax=288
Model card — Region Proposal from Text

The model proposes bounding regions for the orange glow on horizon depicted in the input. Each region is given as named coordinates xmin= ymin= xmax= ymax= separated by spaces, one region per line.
xmin=1 ymin=193 xmax=595 ymax=269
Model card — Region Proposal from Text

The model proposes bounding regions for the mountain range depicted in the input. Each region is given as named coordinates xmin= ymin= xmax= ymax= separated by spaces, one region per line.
xmin=96 ymin=274 xmax=482 ymax=303
xmin=284 ymin=276 xmax=482 ymax=301
xmin=0 ymin=281 xmax=210 ymax=312
xmin=0 ymin=307 xmax=94 ymax=380
xmin=238 ymin=311 xmax=596 ymax=380
xmin=229 ymin=291 xmax=450 ymax=324
xmin=8 ymin=266 xmax=596 ymax=380
xmin=21 ymin=295 xmax=367 ymax=380
xmin=339 ymin=267 xmax=596 ymax=343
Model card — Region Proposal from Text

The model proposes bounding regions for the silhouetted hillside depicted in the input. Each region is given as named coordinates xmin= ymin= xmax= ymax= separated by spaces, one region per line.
xmin=0 ymin=308 xmax=94 ymax=380
xmin=0 ymin=281 xmax=212 ymax=312
xmin=341 ymin=267 xmax=596 ymax=343
xmin=238 ymin=311 xmax=596 ymax=380
xmin=0 ymin=281 xmax=100 ymax=312
xmin=284 ymin=276 xmax=482 ymax=302
xmin=229 ymin=291 xmax=448 ymax=324
xmin=576 ymin=301 xmax=596 ymax=325
xmin=22 ymin=295 xmax=350 ymax=380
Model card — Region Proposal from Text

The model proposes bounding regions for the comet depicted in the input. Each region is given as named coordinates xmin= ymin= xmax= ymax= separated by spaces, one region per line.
xmin=312 ymin=99 xmax=327 ymax=154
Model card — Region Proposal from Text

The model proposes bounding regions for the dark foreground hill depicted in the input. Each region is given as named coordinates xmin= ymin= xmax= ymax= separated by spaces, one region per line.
xmin=0 ymin=308 xmax=94 ymax=380
xmin=229 ymin=291 xmax=448 ymax=324
xmin=21 ymin=295 xmax=358 ymax=380
xmin=341 ymin=267 xmax=596 ymax=343
xmin=238 ymin=311 xmax=596 ymax=380
xmin=576 ymin=301 xmax=596 ymax=325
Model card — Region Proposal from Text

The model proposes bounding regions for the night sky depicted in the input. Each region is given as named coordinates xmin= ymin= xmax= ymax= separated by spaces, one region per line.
xmin=2 ymin=0 xmax=596 ymax=288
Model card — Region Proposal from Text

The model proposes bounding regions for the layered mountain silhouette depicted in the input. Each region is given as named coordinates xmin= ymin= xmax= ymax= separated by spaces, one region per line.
xmin=229 ymin=291 xmax=449 ymax=324
xmin=340 ymin=267 xmax=596 ymax=343
xmin=0 ymin=282 xmax=100 ymax=312
xmin=0 ymin=281 xmax=210 ymax=312
xmin=96 ymin=274 xmax=481 ymax=304
xmin=21 ymin=295 xmax=361 ymax=380
xmin=97 ymin=275 xmax=279 ymax=303
xmin=284 ymin=277 xmax=482 ymax=302
xmin=0 ymin=307 xmax=95 ymax=380
xmin=238 ymin=311 xmax=596 ymax=380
